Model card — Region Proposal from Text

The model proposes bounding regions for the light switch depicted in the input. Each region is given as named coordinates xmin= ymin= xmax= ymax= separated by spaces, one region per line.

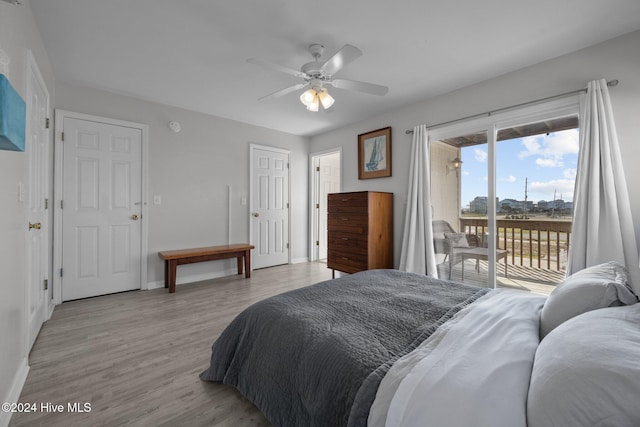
xmin=17 ymin=181 xmax=24 ymax=202
xmin=153 ymin=195 xmax=162 ymax=205
xmin=240 ymin=196 xmax=247 ymax=206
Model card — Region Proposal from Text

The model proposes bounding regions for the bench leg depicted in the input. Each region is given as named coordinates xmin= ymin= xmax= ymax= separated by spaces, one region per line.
xmin=168 ymin=260 xmax=177 ymax=293
xmin=237 ymin=256 xmax=243 ymax=275
xmin=244 ymin=250 xmax=251 ymax=278
xmin=164 ymin=261 xmax=169 ymax=289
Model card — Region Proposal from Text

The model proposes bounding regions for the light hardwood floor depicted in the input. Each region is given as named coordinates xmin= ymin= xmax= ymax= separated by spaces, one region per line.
xmin=10 ymin=262 xmax=334 ymax=427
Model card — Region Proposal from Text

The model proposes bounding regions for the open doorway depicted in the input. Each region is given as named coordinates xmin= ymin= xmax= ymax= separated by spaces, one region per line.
xmin=310 ymin=149 xmax=341 ymax=262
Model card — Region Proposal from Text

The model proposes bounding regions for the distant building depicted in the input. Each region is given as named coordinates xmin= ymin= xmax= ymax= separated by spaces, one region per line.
xmin=552 ymin=199 xmax=565 ymax=210
xmin=469 ymin=196 xmax=499 ymax=214
xmin=468 ymin=195 xmax=572 ymax=214
xmin=501 ymin=198 xmax=519 ymax=210
xmin=499 ymin=198 xmax=532 ymax=211
xmin=470 ymin=196 xmax=488 ymax=213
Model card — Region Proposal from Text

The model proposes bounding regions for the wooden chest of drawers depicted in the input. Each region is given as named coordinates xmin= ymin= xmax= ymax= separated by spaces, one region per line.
xmin=327 ymin=191 xmax=393 ymax=275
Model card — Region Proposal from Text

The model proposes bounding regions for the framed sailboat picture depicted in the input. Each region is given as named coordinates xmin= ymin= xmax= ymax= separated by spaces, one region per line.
xmin=358 ymin=126 xmax=392 ymax=179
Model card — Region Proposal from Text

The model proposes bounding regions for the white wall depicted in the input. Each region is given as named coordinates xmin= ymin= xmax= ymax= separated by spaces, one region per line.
xmin=54 ymin=83 xmax=310 ymax=287
xmin=0 ymin=0 xmax=55 ymax=423
xmin=309 ymin=30 xmax=640 ymax=281
xmin=430 ymin=141 xmax=460 ymax=226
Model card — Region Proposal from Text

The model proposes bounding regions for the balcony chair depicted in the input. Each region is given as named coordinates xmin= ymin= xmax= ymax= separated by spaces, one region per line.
xmin=432 ymin=220 xmax=480 ymax=279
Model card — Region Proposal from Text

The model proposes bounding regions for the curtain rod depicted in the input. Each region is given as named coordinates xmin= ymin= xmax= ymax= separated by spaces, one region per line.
xmin=405 ymin=79 xmax=619 ymax=134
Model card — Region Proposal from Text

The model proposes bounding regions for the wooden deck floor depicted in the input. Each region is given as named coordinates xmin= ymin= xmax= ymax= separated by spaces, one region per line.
xmin=446 ymin=259 xmax=564 ymax=295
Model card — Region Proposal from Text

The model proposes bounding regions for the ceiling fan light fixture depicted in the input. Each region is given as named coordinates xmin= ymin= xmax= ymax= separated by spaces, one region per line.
xmin=300 ymin=88 xmax=322 ymax=112
xmin=318 ymin=89 xmax=334 ymax=109
xmin=307 ymin=95 xmax=320 ymax=112
xmin=300 ymin=87 xmax=334 ymax=112
xmin=300 ymin=88 xmax=316 ymax=107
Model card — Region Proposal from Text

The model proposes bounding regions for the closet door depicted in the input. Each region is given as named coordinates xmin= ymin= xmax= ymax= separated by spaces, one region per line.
xmin=250 ymin=145 xmax=290 ymax=269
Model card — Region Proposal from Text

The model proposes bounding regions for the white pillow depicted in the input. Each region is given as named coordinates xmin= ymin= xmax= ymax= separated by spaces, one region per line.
xmin=443 ymin=232 xmax=469 ymax=248
xmin=539 ymin=261 xmax=637 ymax=338
xmin=528 ymin=304 xmax=640 ymax=427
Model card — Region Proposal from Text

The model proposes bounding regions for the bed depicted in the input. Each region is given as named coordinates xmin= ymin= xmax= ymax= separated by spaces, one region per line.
xmin=200 ymin=263 xmax=640 ymax=427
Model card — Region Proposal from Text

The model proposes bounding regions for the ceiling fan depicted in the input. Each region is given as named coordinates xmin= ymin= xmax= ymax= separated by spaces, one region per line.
xmin=247 ymin=44 xmax=388 ymax=111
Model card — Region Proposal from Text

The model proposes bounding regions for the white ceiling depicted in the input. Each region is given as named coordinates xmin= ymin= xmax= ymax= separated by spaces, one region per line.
xmin=30 ymin=0 xmax=640 ymax=137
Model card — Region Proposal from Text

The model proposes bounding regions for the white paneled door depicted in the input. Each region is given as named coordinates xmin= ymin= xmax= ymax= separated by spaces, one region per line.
xmin=61 ymin=117 xmax=143 ymax=301
xmin=26 ymin=52 xmax=50 ymax=349
xmin=250 ymin=146 xmax=290 ymax=269
xmin=317 ymin=153 xmax=341 ymax=259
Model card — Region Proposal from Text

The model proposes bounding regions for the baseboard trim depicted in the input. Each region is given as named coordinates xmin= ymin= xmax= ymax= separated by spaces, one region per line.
xmin=145 ymin=280 xmax=165 ymax=290
xmin=291 ymin=257 xmax=309 ymax=264
xmin=46 ymin=300 xmax=56 ymax=320
xmin=145 ymin=268 xmax=238 ymax=290
xmin=1 ymin=357 xmax=29 ymax=427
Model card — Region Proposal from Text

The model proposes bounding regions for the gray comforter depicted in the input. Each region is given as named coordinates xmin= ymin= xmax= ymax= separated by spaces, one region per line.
xmin=200 ymin=269 xmax=488 ymax=427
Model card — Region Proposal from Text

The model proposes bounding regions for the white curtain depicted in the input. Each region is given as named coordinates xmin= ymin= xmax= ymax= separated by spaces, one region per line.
xmin=567 ymin=78 xmax=640 ymax=287
xmin=399 ymin=125 xmax=438 ymax=276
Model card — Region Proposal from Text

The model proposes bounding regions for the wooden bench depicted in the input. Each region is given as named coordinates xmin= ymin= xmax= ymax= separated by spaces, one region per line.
xmin=158 ymin=244 xmax=254 ymax=293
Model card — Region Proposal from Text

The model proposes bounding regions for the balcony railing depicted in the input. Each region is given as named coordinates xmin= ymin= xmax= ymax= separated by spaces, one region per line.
xmin=459 ymin=217 xmax=572 ymax=271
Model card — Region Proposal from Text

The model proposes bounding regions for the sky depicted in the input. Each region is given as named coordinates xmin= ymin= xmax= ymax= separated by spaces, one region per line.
xmin=460 ymin=128 xmax=579 ymax=208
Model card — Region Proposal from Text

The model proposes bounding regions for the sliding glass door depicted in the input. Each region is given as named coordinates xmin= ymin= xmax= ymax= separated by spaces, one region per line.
xmin=429 ymin=95 xmax=580 ymax=289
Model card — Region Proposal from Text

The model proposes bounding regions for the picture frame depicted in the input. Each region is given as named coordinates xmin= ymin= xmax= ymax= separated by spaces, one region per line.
xmin=358 ymin=126 xmax=392 ymax=179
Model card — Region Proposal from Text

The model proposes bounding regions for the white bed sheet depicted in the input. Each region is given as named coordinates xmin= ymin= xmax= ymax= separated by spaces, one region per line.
xmin=369 ymin=289 xmax=545 ymax=427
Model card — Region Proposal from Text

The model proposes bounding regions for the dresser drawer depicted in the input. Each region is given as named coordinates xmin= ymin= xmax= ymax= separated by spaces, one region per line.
xmin=328 ymin=232 xmax=368 ymax=254
xmin=328 ymin=192 xmax=368 ymax=213
xmin=328 ymin=214 xmax=368 ymax=233
xmin=328 ymin=250 xmax=367 ymax=271
xmin=327 ymin=261 xmax=363 ymax=275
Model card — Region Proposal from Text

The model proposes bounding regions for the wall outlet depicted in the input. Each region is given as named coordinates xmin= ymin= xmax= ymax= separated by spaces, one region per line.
xmin=240 ymin=196 xmax=247 ymax=206
xmin=153 ymin=195 xmax=162 ymax=205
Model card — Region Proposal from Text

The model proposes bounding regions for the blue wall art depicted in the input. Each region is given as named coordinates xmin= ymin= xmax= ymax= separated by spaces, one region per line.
xmin=0 ymin=73 xmax=26 ymax=152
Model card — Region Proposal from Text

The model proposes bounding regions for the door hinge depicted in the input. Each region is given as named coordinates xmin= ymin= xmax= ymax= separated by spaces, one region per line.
xmin=44 ymin=279 xmax=48 ymax=290
xmin=286 ymin=202 xmax=289 ymax=208
xmin=316 ymin=203 xmax=319 ymax=209
xmin=45 ymin=198 xmax=48 ymax=209
xmin=286 ymin=243 xmax=289 ymax=249
xmin=316 ymin=166 xmax=320 ymax=172
xmin=315 ymin=240 xmax=319 ymax=246
xmin=45 ymin=118 xmax=50 ymax=129
xmin=60 ymin=200 xmax=64 ymax=209
xmin=287 ymin=162 xmax=290 ymax=169
xmin=59 ymin=268 xmax=63 ymax=277
xmin=61 ymin=131 xmax=65 ymax=141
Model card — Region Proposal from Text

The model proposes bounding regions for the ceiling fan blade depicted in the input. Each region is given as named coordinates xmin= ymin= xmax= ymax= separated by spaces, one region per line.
xmin=258 ymin=83 xmax=307 ymax=101
xmin=331 ymin=78 xmax=388 ymax=96
xmin=320 ymin=44 xmax=362 ymax=75
xmin=247 ymin=58 xmax=307 ymax=78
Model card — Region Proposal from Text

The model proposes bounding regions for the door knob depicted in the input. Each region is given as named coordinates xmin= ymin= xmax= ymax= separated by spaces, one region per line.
xmin=131 ymin=214 xmax=139 ymax=220
xmin=28 ymin=222 xmax=42 ymax=230
xmin=252 ymin=212 xmax=259 ymax=217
